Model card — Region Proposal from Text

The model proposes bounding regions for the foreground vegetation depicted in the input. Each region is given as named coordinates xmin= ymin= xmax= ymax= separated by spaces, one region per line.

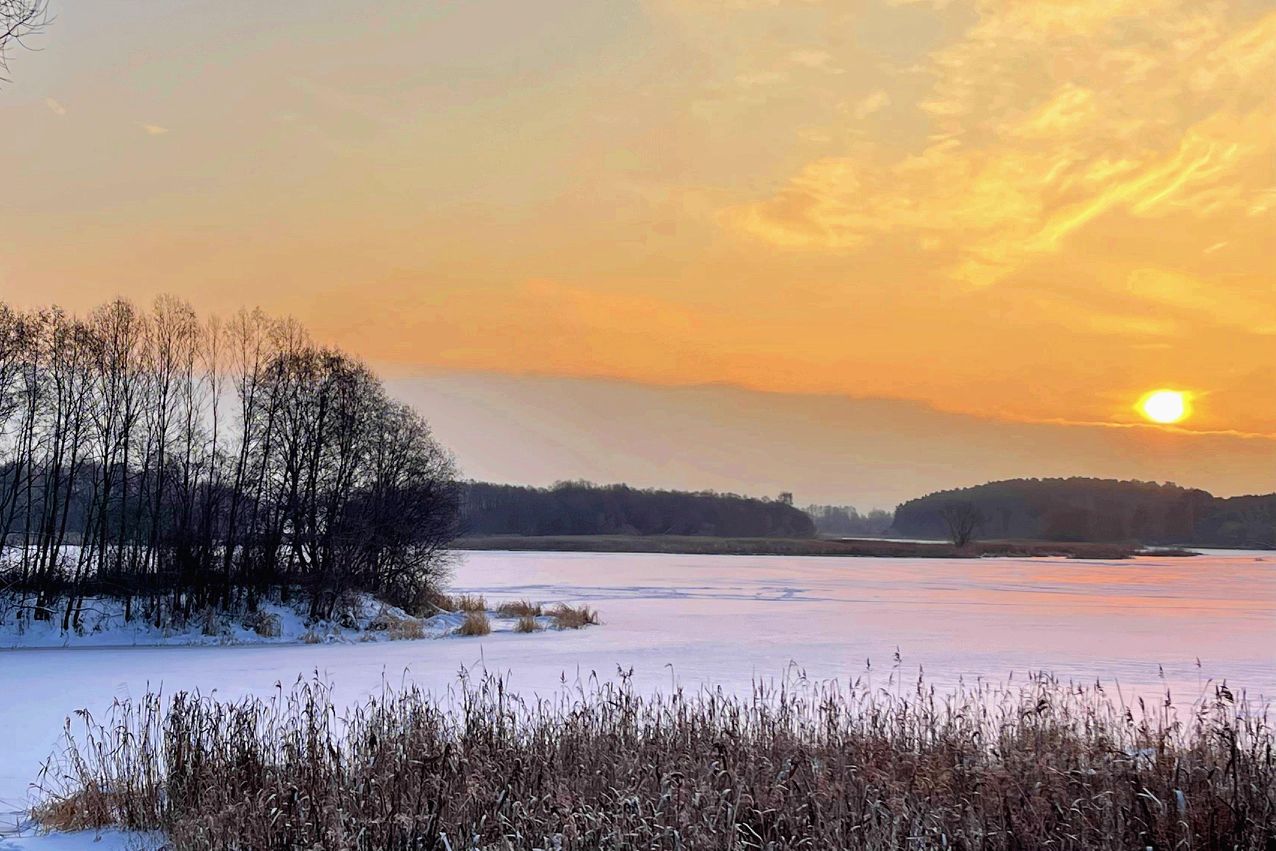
xmin=35 ymin=672 xmax=1272 ymax=850
xmin=455 ymin=534 xmax=1191 ymax=559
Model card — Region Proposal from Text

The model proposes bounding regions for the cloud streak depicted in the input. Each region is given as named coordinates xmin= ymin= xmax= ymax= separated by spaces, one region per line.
xmin=725 ymin=2 xmax=1276 ymax=287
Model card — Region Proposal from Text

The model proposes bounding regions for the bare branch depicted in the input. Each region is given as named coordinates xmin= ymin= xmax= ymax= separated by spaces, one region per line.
xmin=0 ymin=0 xmax=49 ymax=82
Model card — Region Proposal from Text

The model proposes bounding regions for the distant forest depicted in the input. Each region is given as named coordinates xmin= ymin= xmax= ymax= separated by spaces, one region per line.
xmin=461 ymin=482 xmax=815 ymax=538
xmin=805 ymin=505 xmax=894 ymax=537
xmin=894 ymin=478 xmax=1276 ymax=548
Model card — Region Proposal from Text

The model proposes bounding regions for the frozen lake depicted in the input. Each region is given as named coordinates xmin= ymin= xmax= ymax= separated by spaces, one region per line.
xmin=2 ymin=548 xmax=1274 ymax=834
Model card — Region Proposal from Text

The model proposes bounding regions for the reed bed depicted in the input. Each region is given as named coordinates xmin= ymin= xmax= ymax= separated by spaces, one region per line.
xmin=34 ymin=672 xmax=1274 ymax=850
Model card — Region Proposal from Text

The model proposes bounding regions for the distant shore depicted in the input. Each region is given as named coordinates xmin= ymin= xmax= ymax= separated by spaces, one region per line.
xmin=454 ymin=535 xmax=1197 ymax=559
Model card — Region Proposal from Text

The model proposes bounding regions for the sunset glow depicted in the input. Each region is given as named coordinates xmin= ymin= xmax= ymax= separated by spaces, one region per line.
xmin=1 ymin=0 xmax=1274 ymax=496
xmin=1138 ymin=390 xmax=1190 ymax=425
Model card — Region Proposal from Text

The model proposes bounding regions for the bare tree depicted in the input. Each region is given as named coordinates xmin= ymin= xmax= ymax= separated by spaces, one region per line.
xmin=1 ymin=0 xmax=47 ymax=81
xmin=941 ymin=500 xmax=984 ymax=548
xmin=0 ymin=296 xmax=461 ymax=631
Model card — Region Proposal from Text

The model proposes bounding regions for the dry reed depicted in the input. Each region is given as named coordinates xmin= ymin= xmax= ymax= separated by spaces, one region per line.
xmin=240 ymin=610 xmax=281 ymax=638
xmin=34 ymin=672 xmax=1275 ymax=850
xmin=496 ymin=599 xmax=543 ymax=618
xmin=513 ymin=614 xmax=541 ymax=633
xmin=454 ymin=610 xmax=491 ymax=636
xmin=547 ymin=602 xmax=599 ymax=630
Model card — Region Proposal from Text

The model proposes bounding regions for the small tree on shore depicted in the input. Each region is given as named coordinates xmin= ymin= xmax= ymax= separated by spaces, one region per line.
xmin=941 ymin=500 xmax=983 ymax=547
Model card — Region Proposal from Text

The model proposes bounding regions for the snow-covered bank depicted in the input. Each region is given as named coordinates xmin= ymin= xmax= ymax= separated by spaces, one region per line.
xmin=0 ymin=593 xmax=565 ymax=649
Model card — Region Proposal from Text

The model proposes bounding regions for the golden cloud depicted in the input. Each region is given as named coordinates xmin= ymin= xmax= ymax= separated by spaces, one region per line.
xmin=724 ymin=1 xmax=1276 ymax=287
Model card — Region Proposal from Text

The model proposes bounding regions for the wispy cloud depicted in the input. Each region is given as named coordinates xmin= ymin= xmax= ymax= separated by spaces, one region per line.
xmin=724 ymin=1 xmax=1276 ymax=287
xmin=142 ymin=124 xmax=170 ymax=135
xmin=852 ymin=90 xmax=890 ymax=119
xmin=45 ymin=98 xmax=66 ymax=116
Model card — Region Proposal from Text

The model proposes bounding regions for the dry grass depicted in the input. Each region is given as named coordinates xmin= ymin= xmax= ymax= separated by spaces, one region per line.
xmin=369 ymin=610 xmax=426 ymax=641
xmin=196 ymin=606 xmax=222 ymax=637
xmin=513 ymin=614 xmax=541 ymax=633
xmin=547 ymin=602 xmax=599 ymax=630
xmin=429 ymin=592 xmax=487 ymax=613
xmin=496 ymin=599 xmax=542 ymax=617
xmin=34 ymin=785 xmax=113 ymax=833
xmin=386 ymin=618 xmax=424 ymax=641
xmin=240 ymin=610 xmax=281 ymax=638
xmin=454 ymin=610 xmax=491 ymax=636
xmin=299 ymin=628 xmax=323 ymax=645
xmin=34 ymin=672 xmax=1276 ymax=850
xmin=456 ymin=594 xmax=487 ymax=612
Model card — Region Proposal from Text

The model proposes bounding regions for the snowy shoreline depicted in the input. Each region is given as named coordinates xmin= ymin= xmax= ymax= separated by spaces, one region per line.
xmin=0 ymin=593 xmax=569 ymax=650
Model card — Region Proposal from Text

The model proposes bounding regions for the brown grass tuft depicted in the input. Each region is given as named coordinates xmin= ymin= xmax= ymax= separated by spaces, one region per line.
xmin=548 ymin=602 xmax=599 ymax=630
xmin=387 ymin=617 xmax=424 ymax=641
xmin=197 ymin=606 xmax=222 ymax=637
xmin=32 ymin=787 xmax=113 ymax=832
xmin=430 ymin=592 xmax=487 ymax=613
xmin=496 ymin=599 xmax=542 ymax=618
xmin=513 ymin=614 xmax=541 ymax=633
xmin=369 ymin=610 xmax=426 ymax=641
xmin=455 ymin=594 xmax=486 ymax=612
xmin=241 ymin=610 xmax=281 ymax=638
xmin=454 ymin=610 xmax=490 ymax=636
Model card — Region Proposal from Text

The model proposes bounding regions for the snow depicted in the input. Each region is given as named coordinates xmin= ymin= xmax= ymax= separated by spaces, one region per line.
xmin=0 ymin=593 xmax=544 ymax=649
xmin=2 ymin=548 xmax=1273 ymax=847
xmin=0 ymin=829 xmax=163 ymax=851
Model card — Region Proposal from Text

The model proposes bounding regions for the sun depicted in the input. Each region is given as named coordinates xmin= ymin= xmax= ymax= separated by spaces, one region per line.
xmin=1137 ymin=389 xmax=1190 ymax=424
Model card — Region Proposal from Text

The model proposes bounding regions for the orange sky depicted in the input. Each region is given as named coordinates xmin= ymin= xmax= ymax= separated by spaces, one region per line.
xmin=2 ymin=1 xmax=1274 ymax=474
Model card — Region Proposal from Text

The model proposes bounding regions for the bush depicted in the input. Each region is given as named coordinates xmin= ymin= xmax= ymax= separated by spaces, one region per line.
xmin=34 ymin=674 xmax=1276 ymax=850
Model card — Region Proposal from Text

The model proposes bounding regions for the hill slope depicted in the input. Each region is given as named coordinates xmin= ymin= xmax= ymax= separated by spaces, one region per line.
xmin=892 ymin=478 xmax=1275 ymax=548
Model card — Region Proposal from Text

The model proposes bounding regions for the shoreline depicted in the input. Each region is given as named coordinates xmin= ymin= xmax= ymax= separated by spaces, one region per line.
xmin=454 ymin=534 xmax=1199 ymax=559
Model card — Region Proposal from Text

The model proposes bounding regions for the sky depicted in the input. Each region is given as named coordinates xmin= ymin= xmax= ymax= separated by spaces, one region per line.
xmin=1 ymin=0 xmax=1273 ymax=505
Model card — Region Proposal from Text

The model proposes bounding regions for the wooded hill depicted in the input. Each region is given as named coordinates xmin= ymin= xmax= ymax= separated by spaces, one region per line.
xmin=461 ymin=482 xmax=815 ymax=538
xmin=893 ymin=477 xmax=1276 ymax=548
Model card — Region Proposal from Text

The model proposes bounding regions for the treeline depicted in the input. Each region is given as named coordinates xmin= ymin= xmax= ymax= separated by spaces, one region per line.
xmin=461 ymin=482 xmax=815 ymax=538
xmin=893 ymin=477 xmax=1276 ymax=548
xmin=804 ymin=504 xmax=894 ymax=537
xmin=0 ymin=298 xmax=460 ymax=631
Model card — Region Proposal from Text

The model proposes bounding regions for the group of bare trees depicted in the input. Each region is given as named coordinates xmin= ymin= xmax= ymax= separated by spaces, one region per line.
xmin=0 ymin=297 xmax=460 ymax=631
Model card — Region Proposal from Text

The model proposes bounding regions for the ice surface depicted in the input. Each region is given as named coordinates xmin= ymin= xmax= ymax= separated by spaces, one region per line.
xmin=2 ymin=549 xmax=1273 ymax=845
